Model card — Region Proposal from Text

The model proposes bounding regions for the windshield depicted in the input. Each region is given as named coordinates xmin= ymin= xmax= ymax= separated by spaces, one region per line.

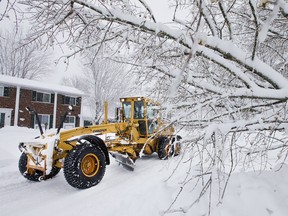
xmin=134 ymin=101 xmax=144 ymax=119
xmin=123 ymin=102 xmax=131 ymax=120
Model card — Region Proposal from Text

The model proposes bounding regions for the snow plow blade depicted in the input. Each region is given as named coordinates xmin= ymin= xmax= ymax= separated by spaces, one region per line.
xmin=109 ymin=152 xmax=135 ymax=171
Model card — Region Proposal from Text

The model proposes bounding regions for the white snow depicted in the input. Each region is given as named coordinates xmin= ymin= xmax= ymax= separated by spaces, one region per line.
xmin=1 ymin=126 xmax=288 ymax=216
xmin=0 ymin=74 xmax=84 ymax=96
xmin=280 ymin=0 xmax=288 ymax=14
xmin=258 ymin=1 xmax=280 ymax=43
xmin=203 ymin=37 xmax=288 ymax=89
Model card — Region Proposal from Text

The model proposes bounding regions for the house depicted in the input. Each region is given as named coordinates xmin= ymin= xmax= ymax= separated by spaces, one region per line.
xmin=0 ymin=74 xmax=85 ymax=130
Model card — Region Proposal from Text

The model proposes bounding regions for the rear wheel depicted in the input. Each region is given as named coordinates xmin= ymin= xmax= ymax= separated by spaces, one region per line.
xmin=64 ymin=143 xmax=106 ymax=189
xmin=157 ymin=136 xmax=170 ymax=159
xmin=18 ymin=153 xmax=61 ymax=181
xmin=157 ymin=136 xmax=181 ymax=159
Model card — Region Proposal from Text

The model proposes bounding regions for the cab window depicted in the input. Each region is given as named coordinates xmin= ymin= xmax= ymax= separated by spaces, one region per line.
xmin=147 ymin=103 xmax=159 ymax=134
xmin=147 ymin=104 xmax=159 ymax=119
xmin=134 ymin=101 xmax=144 ymax=119
xmin=123 ymin=102 xmax=131 ymax=120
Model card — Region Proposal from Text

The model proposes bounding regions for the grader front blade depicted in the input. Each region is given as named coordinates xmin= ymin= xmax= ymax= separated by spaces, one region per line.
xmin=109 ymin=152 xmax=135 ymax=171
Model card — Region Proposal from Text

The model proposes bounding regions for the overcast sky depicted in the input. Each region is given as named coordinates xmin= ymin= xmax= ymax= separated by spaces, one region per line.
xmin=51 ymin=0 xmax=175 ymax=85
xmin=145 ymin=0 xmax=173 ymax=22
xmin=0 ymin=0 xmax=174 ymax=84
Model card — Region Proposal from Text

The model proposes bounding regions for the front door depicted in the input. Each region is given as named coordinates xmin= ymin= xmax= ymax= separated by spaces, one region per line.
xmin=0 ymin=108 xmax=12 ymax=128
xmin=0 ymin=113 xmax=5 ymax=128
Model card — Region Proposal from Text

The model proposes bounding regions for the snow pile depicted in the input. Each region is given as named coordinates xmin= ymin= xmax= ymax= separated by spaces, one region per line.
xmin=167 ymin=165 xmax=288 ymax=216
xmin=0 ymin=126 xmax=288 ymax=216
xmin=216 ymin=168 xmax=288 ymax=216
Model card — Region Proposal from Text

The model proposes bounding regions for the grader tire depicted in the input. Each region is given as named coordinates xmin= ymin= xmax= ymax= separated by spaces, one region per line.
xmin=157 ymin=136 xmax=170 ymax=160
xmin=64 ymin=144 xmax=106 ymax=189
xmin=18 ymin=153 xmax=61 ymax=181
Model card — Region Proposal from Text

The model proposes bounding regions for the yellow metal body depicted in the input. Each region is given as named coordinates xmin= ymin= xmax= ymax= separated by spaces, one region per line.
xmin=24 ymin=97 xmax=175 ymax=173
xmin=55 ymin=97 xmax=174 ymax=163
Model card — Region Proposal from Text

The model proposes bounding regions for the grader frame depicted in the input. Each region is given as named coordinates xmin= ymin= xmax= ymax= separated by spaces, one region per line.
xmin=18 ymin=97 xmax=180 ymax=189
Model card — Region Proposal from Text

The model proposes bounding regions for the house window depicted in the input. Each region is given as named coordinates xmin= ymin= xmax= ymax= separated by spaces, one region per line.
xmin=0 ymin=86 xmax=9 ymax=97
xmin=65 ymin=116 xmax=75 ymax=124
xmin=63 ymin=116 xmax=76 ymax=129
xmin=62 ymin=96 xmax=77 ymax=106
xmin=33 ymin=91 xmax=52 ymax=103
xmin=84 ymin=120 xmax=93 ymax=126
xmin=35 ymin=114 xmax=50 ymax=129
xmin=0 ymin=86 xmax=3 ymax=96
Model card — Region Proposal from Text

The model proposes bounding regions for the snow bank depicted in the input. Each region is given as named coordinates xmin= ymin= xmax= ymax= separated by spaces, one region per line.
xmin=0 ymin=126 xmax=39 ymax=158
xmin=214 ymin=167 xmax=288 ymax=216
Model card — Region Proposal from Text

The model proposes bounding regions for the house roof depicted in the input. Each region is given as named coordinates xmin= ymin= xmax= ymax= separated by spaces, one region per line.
xmin=0 ymin=74 xmax=84 ymax=97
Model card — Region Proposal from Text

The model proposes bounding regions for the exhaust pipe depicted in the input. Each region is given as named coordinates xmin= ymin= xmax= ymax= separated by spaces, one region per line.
xmin=103 ymin=101 xmax=108 ymax=124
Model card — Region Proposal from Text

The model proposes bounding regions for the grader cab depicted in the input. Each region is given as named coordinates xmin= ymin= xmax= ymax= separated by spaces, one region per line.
xmin=18 ymin=97 xmax=181 ymax=189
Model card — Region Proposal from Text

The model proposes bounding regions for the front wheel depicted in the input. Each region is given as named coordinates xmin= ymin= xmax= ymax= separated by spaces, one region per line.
xmin=64 ymin=143 xmax=106 ymax=189
xmin=18 ymin=153 xmax=61 ymax=181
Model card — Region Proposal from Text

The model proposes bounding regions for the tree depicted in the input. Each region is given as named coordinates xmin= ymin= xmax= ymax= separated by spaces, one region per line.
xmin=0 ymin=29 xmax=52 ymax=80
xmin=63 ymin=54 xmax=133 ymax=124
xmin=0 ymin=0 xmax=17 ymax=22
xmin=20 ymin=0 xmax=288 ymax=213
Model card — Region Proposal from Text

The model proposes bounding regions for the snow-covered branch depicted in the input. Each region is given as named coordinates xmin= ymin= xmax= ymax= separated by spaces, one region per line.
xmin=18 ymin=0 xmax=288 ymax=211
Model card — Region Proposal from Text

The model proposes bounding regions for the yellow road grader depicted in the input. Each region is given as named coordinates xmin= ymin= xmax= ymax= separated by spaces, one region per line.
xmin=18 ymin=97 xmax=181 ymax=189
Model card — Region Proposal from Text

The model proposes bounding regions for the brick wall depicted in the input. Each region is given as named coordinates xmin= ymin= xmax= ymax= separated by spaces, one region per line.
xmin=56 ymin=95 xmax=81 ymax=128
xmin=0 ymin=86 xmax=82 ymax=128
xmin=18 ymin=89 xmax=54 ymax=127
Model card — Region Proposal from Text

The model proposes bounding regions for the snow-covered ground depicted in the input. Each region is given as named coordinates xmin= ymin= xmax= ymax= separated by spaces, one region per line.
xmin=1 ymin=126 xmax=288 ymax=216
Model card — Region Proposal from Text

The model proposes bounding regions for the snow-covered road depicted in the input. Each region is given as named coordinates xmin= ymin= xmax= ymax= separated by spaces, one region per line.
xmin=1 ymin=127 xmax=288 ymax=216
xmin=0 ymin=127 xmax=180 ymax=216
xmin=0 ymin=157 xmax=176 ymax=216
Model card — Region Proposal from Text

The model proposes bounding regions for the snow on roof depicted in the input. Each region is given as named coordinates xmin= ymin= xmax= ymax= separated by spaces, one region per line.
xmin=0 ymin=74 xmax=84 ymax=97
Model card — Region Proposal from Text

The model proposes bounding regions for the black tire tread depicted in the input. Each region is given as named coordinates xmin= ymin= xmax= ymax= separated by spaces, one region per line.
xmin=157 ymin=136 xmax=170 ymax=159
xmin=63 ymin=143 xmax=106 ymax=189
